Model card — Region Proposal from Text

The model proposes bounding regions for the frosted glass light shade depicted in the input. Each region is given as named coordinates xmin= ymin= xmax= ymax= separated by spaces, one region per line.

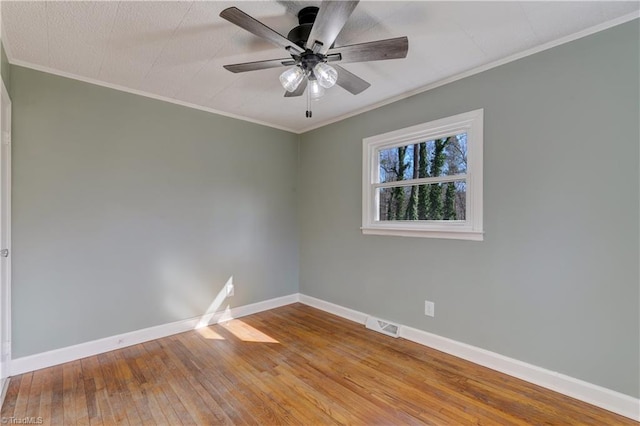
xmin=313 ymin=62 xmax=338 ymax=88
xmin=308 ymin=79 xmax=325 ymax=99
xmin=279 ymin=66 xmax=305 ymax=92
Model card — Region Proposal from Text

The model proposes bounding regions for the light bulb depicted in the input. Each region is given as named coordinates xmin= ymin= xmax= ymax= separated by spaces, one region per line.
xmin=308 ymin=79 xmax=325 ymax=99
xmin=279 ymin=66 xmax=305 ymax=92
xmin=313 ymin=62 xmax=337 ymax=88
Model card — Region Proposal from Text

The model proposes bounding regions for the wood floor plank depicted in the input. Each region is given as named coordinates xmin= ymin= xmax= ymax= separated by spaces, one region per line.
xmin=96 ymin=352 xmax=130 ymax=425
xmin=127 ymin=343 xmax=185 ymax=425
xmin=61 ymin=362 xmax=76 ymax=424
xmin=258 ymin=312 xmax=464 ymax=422
xmin=195 ymin=326 xmax=330 ymax=424
xmin=25 ymin=366 xmax=44 ymax=419
xmin=36 ymin=367 xmax=54 ymax=426
xmin=49 ymin=363 xmax=64 ymax=425
xmin=81 ymin=356 xmax=110 ymax=426
xmin=13 ymin=372 xmax=33 ymax=420
xmin=138 ymin=341 xmax=194 ymax=425
xmin=115 ymin=346 xmax=156 ymax=425
xmin=0 ymin=374 xmax=22 ymax=418
xmin=163 ymin=339 xmax=236 ymax=424
xmin=111 ymin=350 xmax=145 ymax=425
xmin=2 ymin=303 xmax=637 ymax=425
xmin=172 ymin=334 xmax=259 ymax=425
xmin=260 ymin=308 xmax=508 ymax=424
xmin=187 ymin=331 xmax=298 ymax=425
xmin=71 ymin=360 xmax=91 ymax=426
xmin=142 ymin=339 xmax=231 ymax=425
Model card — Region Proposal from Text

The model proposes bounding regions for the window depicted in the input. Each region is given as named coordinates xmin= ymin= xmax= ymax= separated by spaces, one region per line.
xmin=362 ymin=109 xmax=483 ymax=240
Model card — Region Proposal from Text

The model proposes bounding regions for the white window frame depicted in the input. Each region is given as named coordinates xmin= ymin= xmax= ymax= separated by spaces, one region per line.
xmin=362 ymin=109 xmax=483 ymax=241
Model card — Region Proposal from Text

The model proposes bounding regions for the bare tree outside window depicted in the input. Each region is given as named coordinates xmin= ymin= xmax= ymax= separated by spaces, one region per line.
xmin=378 ymin=133 xmax=467 ymax=221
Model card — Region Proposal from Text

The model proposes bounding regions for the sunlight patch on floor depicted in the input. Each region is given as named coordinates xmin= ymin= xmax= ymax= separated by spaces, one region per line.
xmin=196 ymin=327 xmax=225 ymax=340
xmin=223 ymin=319 xmax=279 ymax=343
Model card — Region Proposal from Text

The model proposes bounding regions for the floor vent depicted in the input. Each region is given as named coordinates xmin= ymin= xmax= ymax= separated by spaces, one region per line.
xmin=365 ymin=316 xmax=401 ymax=338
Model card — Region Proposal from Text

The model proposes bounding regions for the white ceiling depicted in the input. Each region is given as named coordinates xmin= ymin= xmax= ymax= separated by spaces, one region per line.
xmin=1 ymin=1 xmax=638 ymax=133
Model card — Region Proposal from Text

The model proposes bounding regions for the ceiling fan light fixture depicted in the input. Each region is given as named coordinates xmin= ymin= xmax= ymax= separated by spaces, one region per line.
xmin=280 ymin=66 xmax=305 ymax=92
xmin=219 ymin=2 xmax=409 ymax=118
xmin=313 ymin=62 xmax=338 ymax=88
xmin=308 ymin=79 xmax=325 ymax=99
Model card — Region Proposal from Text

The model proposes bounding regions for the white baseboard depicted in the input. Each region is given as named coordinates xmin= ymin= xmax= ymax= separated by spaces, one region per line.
xmin=10 ymin=293 xmax=298 ymax=376
xmin=298 ymin=294 xmax=368 ymax=324
xmin=298 ymin=294 xmax=640 ymax=422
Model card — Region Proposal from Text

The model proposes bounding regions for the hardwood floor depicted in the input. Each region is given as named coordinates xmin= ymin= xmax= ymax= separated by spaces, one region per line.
xmin=1 ymin=303 xmax=636 ymax=425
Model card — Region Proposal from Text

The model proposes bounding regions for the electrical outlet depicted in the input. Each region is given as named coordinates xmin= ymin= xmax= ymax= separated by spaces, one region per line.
xmin=424 ymin=300 xmax=435 ymax=317
xmin=226 ymin=283 xmax=234 ymax=297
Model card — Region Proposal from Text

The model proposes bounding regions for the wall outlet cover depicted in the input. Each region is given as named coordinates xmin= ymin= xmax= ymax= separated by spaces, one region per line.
xmin=425 ymin=300 xmax=435 ymax=317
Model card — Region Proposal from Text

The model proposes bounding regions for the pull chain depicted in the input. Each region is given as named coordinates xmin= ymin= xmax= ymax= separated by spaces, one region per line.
xmin=306 ymin=80 xmax=312 ymax=118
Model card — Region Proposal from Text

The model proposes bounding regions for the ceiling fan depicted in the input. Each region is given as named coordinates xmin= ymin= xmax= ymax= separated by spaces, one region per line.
xmin=219 ymin=1 xmax=409 ymax=118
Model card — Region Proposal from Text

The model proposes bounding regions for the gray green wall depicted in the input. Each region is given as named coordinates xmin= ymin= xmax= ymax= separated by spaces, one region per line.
xmin=298 ymin=20 xmax=640 ymax=397
xmin=11 ymin=66 xmax=299 ymax=357
xmin=1 ymin=42 xmax=9 ymax=91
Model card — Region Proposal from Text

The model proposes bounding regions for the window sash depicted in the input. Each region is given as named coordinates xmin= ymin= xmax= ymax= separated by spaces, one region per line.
xmin=372 ymin=178 xmax=468 ymax=223
xmin=372 ymin=173 xmax=467 ymax=189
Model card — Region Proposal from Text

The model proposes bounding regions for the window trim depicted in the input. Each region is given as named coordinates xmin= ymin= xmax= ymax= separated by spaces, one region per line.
xmin=362 ymin=109 xmax=484 ymax=241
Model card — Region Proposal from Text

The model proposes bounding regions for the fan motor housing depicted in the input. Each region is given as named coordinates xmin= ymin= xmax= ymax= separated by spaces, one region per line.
xmin=287 ymin=23 xmax=314 ymax=48
xmin=297 ymin=6 xmax=319 ymax=24
xmin=287 ymin=6 xmax=333 ymax=49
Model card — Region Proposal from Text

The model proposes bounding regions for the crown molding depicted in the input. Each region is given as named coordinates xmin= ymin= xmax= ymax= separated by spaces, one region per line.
xmin=8 ymin=59 xmax=299 ymax=134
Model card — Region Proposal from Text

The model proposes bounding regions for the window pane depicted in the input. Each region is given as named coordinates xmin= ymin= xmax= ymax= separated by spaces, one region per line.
xmin=378 ymin=181 xmax=466 ymax=221
xmin=378 ymin=134 xmax=467 ymax=183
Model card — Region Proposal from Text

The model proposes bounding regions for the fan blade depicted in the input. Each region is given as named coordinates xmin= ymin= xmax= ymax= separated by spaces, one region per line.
xmin=220 ymin=7 xmax=304 ymax=55
xmin=223 ymin=58 xmax=295 ymax=73
xmin=328 ymin=36 xmax=408 ymax=64
xmin=334 ymin=65 xmax=370 ymax=95
xmin=284 ymin=79 xmax=308 ymax=97
xmin=305 ymin=1 xmax=359 ymax=54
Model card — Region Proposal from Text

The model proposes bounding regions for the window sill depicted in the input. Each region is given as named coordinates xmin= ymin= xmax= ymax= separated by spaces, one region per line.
xmin=361 ymin=226 xmax=483 ymax=241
